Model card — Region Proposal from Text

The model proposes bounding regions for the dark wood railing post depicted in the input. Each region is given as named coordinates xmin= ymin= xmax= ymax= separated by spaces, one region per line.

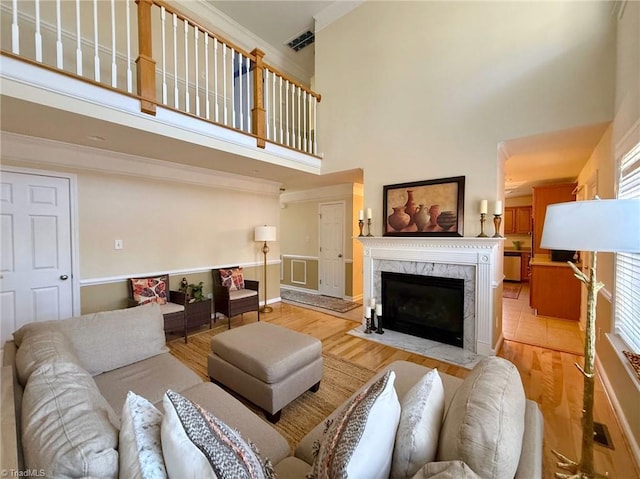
xmin=136 ymin=0 xmax=156 ymax=115
xmin=251 ymin=48 xmax=266 ymax=148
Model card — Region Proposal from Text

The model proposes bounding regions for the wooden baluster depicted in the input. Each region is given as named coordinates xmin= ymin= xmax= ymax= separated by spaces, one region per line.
xmin=251 ymin=48 xmax=265 ymax=147
xmin=264 ymin=69 xmax=270 ymax=140
xmin=135 ymin=0 xmax=156 ymax=114
xmin=271 ymin=70 xmax=276 ymax=141
xmin=245 ymin=56 xmax=251 ymax=133
xmin=172 ymin=13 xmax=178 ymax=109
xmin=223 ymin=44 xmax=227 ymax=125
xmin=160 ymin=7 xmax=167 ymax=103
xmin=283 ymin=78 xmax=287 ymax=145
xmin=303 ymin=90 xmax=307 ymax=152
xmin=75 ymin=0 xmax=82 ymax=75
xmin=214 ymin=38 xmax=219 ymax=123
xmin=92 ymin=0 xmax=100 ymax=80
xmin=11 ymin=0 xmax=19 ymax=54
xmin=204 ymin=34 xmax=210 ymax=119
xmin=110 ymin=0 xmax=117 ymax=87
xmin=231 ymin=48 xmax=235 ymax=128
xmin=55 ymin=0 xmax=63 ymax=69
xmin=194 ymin=27 xmax=200 ymax=117
xmin=238 ymin=52 xmax=243 ymax=130
xmin=183 ymin=20 xmax=189 ymax=113
xmin=35 ymin=0 xmax=42 ymax=62
xmin=297 ymin=88 xmax=301 ymax=150
xmin=126 ymin=0 xmax=132 ymax=93
xmin=312 ymin=95 xmax=318 ymax=155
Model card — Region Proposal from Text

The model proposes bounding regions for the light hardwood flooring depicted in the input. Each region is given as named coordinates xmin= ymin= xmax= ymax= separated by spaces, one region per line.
xmin=174 ymin=299 xmax=639 ymax=478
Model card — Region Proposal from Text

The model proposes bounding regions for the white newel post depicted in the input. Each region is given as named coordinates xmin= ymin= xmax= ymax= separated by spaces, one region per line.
xmin=359 ymin=237 xmax=504 ymax=356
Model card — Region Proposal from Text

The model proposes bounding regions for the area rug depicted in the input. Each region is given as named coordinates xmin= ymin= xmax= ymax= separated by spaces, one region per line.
xmin=503 ymin=282 xmax=522 ymax=299
xmin=168 ymin=328 xmax=375 ymax=449
xmin=281 ymin=288 xmax=361 ymax=313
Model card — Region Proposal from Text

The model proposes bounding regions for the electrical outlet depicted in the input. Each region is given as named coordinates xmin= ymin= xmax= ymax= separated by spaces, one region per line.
xmin=114 ymin=239 xmax=123 ymax=250
xmin=207 ymin=292 xmax=213 ymax=299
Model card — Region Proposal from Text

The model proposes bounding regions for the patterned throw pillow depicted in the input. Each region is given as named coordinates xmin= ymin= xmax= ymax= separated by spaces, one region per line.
xmin=309 ymin=370 xmax=401 ymax=479
xmin=219 ymin=268 xmax=245 ymax=291
xmin=161 ymin=389 xmax=275 ymax=479
xmin=119 ymin=391 xmax=167 ymax=479
xmin=131 ymin=277 xmax=168 ymax=305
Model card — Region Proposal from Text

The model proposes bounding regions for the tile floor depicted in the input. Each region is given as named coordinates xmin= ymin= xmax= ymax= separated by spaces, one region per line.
xmin=502 ymin=283 xmax=585 ymax=355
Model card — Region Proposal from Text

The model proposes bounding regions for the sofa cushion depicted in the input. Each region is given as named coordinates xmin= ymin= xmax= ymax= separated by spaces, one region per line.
xmin=119 ymin=391 xmax=167 ymax=479
xmin=14 ymin=330 xmax=81 ymax=386
xmin=161 ymin=390 xmax=276 ymax=479
xmin=309 ymin=370 xmax=400 ymax=479
xmin=130 ymin=276 xmax=168 ymax=305
xmin=410 ymin=461 xmax=482 ymax=479
xmin=391 ymin=369 xmax=445 ymax=479
xmin=219 ymin=267 xmax=245 ymax=291
xmin=21 ymin=361 xmax=119 ymax=478
xmin=13 ymin=303 xmax=169 ymax=376
xmin=436 ymin=356 xmax=526 ymax=479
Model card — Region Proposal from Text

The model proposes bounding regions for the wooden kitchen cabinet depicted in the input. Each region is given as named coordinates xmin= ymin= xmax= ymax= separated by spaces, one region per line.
xmin=520 ymin=252 xmax=530 ymax=282
xmin=530 ymin=263 xmax=581 ymax=320
xmin=504 ymin=206 xmax=532 ymax=234
xmin=532 ymin=183 xmax=576 ymax=255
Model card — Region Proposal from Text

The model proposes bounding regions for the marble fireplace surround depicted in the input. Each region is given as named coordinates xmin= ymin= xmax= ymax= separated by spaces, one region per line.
xmin=358 ymin=237 xmax=503 ymax=356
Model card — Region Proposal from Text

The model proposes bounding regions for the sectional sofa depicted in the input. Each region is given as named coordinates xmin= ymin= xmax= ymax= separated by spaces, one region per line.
xmin=1 ymin=303 xmax=543 ymax=478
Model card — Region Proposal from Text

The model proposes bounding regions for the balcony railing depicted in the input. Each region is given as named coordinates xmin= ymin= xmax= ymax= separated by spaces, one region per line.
xmin=0 ymin=0 xmax=321 ymax=157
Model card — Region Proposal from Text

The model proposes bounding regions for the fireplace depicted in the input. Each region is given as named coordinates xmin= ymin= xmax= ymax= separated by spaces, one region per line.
xmin=381 ymin=271 xmax=464 ymax=347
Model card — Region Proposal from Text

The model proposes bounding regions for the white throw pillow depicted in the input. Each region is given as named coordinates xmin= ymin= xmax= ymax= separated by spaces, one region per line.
xmin=391 ymin=369 xmax=445 ymax=478
xmin=309 ymin=370 xmax=401 ymax=479
xmin=161 ymin=389 xmax=275 ymax=479
xmin=119 ymin=391 xmax=167 ymax=479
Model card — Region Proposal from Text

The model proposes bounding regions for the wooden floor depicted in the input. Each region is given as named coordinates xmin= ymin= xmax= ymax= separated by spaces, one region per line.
xmin=176 ymin=300 xmax=640 ymax=478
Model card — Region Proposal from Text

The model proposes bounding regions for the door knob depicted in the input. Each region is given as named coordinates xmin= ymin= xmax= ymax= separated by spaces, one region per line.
xmin=60 ymin=275 xmax=69 ymax=280
xmin=338 ymin=254 xmax=343 ymax=258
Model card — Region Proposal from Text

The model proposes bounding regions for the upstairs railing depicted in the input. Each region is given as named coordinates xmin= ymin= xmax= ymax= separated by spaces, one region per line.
xmin=0 ymin=0 xmax=320 ymax=156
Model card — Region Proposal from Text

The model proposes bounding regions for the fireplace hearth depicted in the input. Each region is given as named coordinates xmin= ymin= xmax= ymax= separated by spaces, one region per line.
xmin=382 ymin=271 xmax=464 ymax=347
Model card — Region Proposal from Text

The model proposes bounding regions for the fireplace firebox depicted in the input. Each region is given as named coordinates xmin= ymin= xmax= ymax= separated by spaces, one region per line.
xmin=381 ymin=271 xmax=464 ymax=347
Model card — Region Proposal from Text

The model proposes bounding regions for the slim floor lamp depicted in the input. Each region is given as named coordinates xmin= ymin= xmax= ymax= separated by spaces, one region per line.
xmin=255 ymin=225 xmax=277 ymax=313
xmin=541 ymin=198 xmax=640 ymax=479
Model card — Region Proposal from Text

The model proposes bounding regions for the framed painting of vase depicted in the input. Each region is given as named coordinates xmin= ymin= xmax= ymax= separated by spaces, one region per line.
xmin=383 ymin=176 xmax=465 ymax=237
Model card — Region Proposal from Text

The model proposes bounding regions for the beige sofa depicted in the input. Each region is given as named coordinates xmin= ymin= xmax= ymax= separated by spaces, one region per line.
xmin=1 ymin=303 xmax=543 ymax=478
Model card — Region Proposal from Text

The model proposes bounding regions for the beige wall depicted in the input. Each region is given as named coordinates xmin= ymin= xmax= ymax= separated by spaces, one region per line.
xmin=315 ymin=1 xmax=615 ymax=237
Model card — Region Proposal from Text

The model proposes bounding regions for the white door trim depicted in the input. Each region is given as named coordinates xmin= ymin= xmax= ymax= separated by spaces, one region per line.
xmin=1 ymin=165 xmax=81 ymax=317
xmin=318 ymin=201 xmax=345 ymax=298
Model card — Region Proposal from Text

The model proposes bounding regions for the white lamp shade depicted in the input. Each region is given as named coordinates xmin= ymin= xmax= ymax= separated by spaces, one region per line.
xmin=541 ymin=199 xmax=640 ymax=253
xmin=255 ymin=225 xmax=277 ymax=242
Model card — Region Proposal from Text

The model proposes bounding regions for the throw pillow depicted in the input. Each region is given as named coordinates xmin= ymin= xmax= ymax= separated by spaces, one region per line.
xmin=131 ymin=276 xmax=168 ymax=305
xmin=219 ymin=267 xmax=245 ymax=291
xmin=391 ymin=369 xmax=445 ymax=478
xmin=436 ymin=356 xmax=526 ymax=479
xmin=161 ymin=389 xmax=276 ymax=479
xmin=309 ymin=370 xmax=401 ymax=479
xmin=120 ymin=391 xmax=167 ymax=479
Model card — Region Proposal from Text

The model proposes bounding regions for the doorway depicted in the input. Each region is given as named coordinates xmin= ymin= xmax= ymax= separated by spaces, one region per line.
xmin=318 ymin=202 xmax=345 ymax=298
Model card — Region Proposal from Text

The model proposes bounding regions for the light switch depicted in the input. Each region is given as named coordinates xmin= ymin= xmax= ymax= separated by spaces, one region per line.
xmin=114 ymin=239 xmax=123 ymax=250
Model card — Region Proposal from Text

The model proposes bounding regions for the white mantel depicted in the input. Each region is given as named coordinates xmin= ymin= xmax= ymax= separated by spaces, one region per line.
xmin=358 ymin=237 xmax=504 ymax=356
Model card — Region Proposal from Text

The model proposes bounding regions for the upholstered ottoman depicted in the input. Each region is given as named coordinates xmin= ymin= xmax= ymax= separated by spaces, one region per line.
xmin=207 ymin=321 xmax=323 ymax=423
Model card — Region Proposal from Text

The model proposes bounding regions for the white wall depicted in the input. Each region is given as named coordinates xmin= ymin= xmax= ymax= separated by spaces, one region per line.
xmin=315 ymin=1 xmax=616 ymax=236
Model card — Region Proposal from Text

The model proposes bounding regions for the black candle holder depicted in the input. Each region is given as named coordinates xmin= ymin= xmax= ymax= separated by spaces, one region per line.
xmin=369 ymin=308 xmax=377 ymax=332
xmin=375 ymin=314 xmax=384 ymax=334
xmin=358 ymin=219 xmax=364 ymax=237
xmin=364 ymin=315 xmax=372 ymax=334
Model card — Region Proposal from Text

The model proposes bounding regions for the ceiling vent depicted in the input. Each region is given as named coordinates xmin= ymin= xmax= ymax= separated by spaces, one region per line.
xmin=286 ymin=30 xmax=315 ymax=52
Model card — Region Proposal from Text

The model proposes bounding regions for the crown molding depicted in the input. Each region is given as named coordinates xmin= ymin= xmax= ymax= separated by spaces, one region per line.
xmin=170 ymin=0 xmax=311 ymax=85
xmin=0 ymin=132 xmax=281 ymax=196
xmin=314 ymin=1 xmax=365 ymax=33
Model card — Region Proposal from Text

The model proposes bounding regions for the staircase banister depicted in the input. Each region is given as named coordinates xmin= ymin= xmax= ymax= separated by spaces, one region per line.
xmin=263 ymin=62 xmax=321 ymax=102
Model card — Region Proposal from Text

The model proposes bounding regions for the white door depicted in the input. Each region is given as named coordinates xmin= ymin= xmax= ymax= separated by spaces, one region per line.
xmin=1 ymin=171 xmax=74 ymax=345
xmin=319 ymin=202 xmax=344 ymax=298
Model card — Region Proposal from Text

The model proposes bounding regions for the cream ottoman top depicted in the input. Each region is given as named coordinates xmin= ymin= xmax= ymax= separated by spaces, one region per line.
xmin=211 ymin=322 xmax=322 ymax=384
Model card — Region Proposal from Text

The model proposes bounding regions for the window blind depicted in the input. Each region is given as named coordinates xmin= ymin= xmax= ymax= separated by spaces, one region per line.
xmin=615 ymin=142 xmax=640 ymax=353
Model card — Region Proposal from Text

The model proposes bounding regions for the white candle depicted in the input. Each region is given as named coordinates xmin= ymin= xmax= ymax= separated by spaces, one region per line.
xmin=364 ymin=308 xmax=371 ymax=318
xmin=366 ymin=208 xmax=372 ymax=219
xmin=358 ymin=210 xmax=364 ymax=220
xmin=480 ymin=200 xmax=488 ymax=214
xmin=375 ymin=303 xmax=382 ymax=316
xmin=494 ymin=200 xmax=503 ymax=215
xmin=369 ymin=297 xmax=376 ymax=308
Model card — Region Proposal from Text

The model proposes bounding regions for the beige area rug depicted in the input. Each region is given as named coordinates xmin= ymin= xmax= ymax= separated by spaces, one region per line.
xmin=503 ymin=282 xmax=522 ymax=299
xmin=167 ymin=327 xmax=375 ymax=449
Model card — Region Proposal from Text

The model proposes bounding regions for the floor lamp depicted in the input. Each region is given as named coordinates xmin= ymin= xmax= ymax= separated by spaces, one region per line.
xmin=541 ymin=198 xmax=640 ymax=479
xmin=255 ymin=225 xmax=277 ymax=313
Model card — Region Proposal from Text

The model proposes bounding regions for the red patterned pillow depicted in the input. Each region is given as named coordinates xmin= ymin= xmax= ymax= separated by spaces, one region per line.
xmin=219 ymin=268 xmax=245 ymax=291
xmin=131 ymin=277 xmax=168 ymax=305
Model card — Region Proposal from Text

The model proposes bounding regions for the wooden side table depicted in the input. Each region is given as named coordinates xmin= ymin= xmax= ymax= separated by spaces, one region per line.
xmin=186 ymin=298 xmax=212 ymax=331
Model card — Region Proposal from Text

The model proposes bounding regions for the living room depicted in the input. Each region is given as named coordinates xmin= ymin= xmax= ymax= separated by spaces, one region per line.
xmin=1 ymin=0 xmax=639 ymax=477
